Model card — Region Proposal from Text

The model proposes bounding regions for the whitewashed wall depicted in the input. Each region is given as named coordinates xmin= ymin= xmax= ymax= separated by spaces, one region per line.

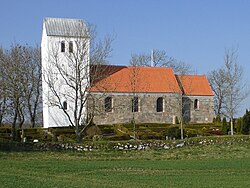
xmin=41 ymin=22 xmax=89 ymax=128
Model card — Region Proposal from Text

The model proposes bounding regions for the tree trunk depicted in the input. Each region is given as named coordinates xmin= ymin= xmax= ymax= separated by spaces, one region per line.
xmin=76 ymin=133 xmax=81 ymax=143
xmin=180 ymin=119 xmax=184 ymax=139
xmin=12 ymin=111 xmax=17 ymax=141
xmin=17 ymin=109 xmax=25 ymax=129
xmin=230 ymin=88 xmax=234 ymax=135
xmin=29 ymin=102 xmax=37 ymax=128
xmin=75 ymin=123 xmax=82 ymax=143
xmin=132 ymin=117 xmax=136 ymax=140
xmin=0 ymin=98 xmax=6 ymax=126
xmin=230 ymin=118 xmax=234 ymax=135
xmin=31 ymin=116 xmax=35 ymax=128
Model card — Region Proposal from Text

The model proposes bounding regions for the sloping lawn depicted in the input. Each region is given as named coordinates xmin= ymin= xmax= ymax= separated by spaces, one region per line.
xmin=1 ymin=142 xmax=250 ymax=188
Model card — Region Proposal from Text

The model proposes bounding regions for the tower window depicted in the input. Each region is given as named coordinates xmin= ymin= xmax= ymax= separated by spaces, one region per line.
xmin=69 ymin=41 xmax=73 ymax=53
xmin=156 ymin=97 xmax=164 ymax=112
xmin=61 ymin=41 xmax=65 ymax=52
xmin=194 ymin=99 xmax=199 ymax=110
xmin=132 ymin=97 xmax=139 ymax=112
xmin=63 ymin=101 xmax=67 ymax=110
xmin=104 ymin=97 xmax=112 ymax=112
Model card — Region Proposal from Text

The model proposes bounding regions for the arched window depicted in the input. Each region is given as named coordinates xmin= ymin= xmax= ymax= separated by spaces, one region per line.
xmin=156 ymin=97 xmax=164 ymax=112
xmin=63 ymin=101 xmax=67 ymax=110
xmin=194 ymin=99 xmax=199 ymax=110
xmin=104 ymin=97 xmax=112 ymax=112
xmin=61 ymin=41 xmax=65 ymax=52
xmin=132 ymin=97 xmax=139 ymax=112
xmin=69 ymin=41 xmax=73 ymax=53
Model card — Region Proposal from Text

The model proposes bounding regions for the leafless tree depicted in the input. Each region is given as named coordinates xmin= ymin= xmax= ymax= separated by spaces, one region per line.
xmin=130 ymin=49 xmax=192 ymax=74
xmin=0 ymin=47 xmax=8 ymax=126
xmin=129 ymin=50 xmax=192 ymax=139
xmin=22 ymin=46 xmax=42 ymax=128
xmin=129 ymin=57 xmax=143 ymax=140
xmin=0 ymin=44 xmax=42 ymax=140
xmin=1 ymin=45 xmax=27 ymax=139
xmin=209 ymin=48 xmax=248 ymax=135
xmin=43 ymin=24 xmax=113 ymax=142
xmin=208 ymin=69 xmax=228 ymax=117
xmin=173 ymin=75 xmax=194 ymax=139
xmin=223 ymin=48 xmax=248 ymax=135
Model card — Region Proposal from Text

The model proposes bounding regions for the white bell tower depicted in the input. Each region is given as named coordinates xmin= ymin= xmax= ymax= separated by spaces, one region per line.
xmin=41 ymin=18 xmax=89 ymax=128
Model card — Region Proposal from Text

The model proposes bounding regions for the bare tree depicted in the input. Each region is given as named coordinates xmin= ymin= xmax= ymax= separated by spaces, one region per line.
xmin=129 ymin=57 xmax=143 ymax=140
xmin=22 ymin=46 xmax=42 ymax=128
xmin=129 ymin=50 xmax=192 ymax=140
xmin=0 ymin=44 xmax=42 ymax=137
xmin=0 ymin=79 xmax=7 ymax=126
xmin=1 ymin=45 xmax=28 ymax=139
xmin=174 ymin=75 xmax=193 ymax=139
xmin=223 ymin=48 xmax=248 ymax=135
xmin=208 ymin=69 xmax=228 ymax=117
xmin=0 ymin=47 xmax=8 ymax=126
xmin=209 ymin=48 xmax=248 ymax=135
xmin=130 ymin=49 xmax=192 ymax=74
xmin=43 ymin=23 xmax=113 ymax=142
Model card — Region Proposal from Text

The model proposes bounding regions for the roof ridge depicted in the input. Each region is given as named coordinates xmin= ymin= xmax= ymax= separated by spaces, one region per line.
xmin=44 ymin=17 xmax=84 ymax=22
xmin=177 ymin=74 xmax=206 ymax=77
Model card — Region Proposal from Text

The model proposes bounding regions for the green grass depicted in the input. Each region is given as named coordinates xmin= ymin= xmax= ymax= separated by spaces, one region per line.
xmin=1 ymin=140 xmax=250 ymax=188
xmin=0 ymin=155 xmax=249 ymax=188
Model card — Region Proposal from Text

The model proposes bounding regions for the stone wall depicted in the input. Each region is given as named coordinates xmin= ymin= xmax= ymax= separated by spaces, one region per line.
xmin=90 ymin=93 xmax=182 ymax=125
xmin=182 ymin=96 xmax=214 ymax=123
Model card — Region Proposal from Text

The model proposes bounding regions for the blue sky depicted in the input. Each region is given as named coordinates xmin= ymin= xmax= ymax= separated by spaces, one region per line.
xmin=0 ymin=0 xmax=250 ymax=116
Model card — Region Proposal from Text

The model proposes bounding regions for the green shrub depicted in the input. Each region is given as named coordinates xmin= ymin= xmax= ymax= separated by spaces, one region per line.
xmin=0 ymin=127 xmax=12 ymax=141
xmin=185 ymin=123 xmax=217 ymax=129
xmin=0 ymin=127 xmax=11 ymax=133
xmin=19 ymin=128 xmax=45 ymax=142
xmin=221 ymin=117 xmax=228 ymax=135
xmin=49 ymin=127 xmax=75 ymax=136
xmin=58 ymin=134 xmax=76 ymax=142
xmin=199 ymin=127 xmax=207 ymax=136
xmin=236 ymin=118 xmax=242 ymax=133
xmin=40 ymin=131 xmax=53 ymax=142
xmin=103 ymin=134 xmax=130 ymax=141
xmin=215 ymin=114 xmax=221 ymax=123
xmin=164 ymin=126 xmax=181 ymax=139
xmin=136 ymin=130 xmax=163 ymax=140
xmin=242 ymin=110 xmax=250 ymax=134
xmin=92 ymin=135 xmax=103 ymax=141
xmin=114 ymin=124 xmax=130 ymax=136
xmin=85 ymin=125 xmax=102 ymax=138
xmin=185 ymin=128 xmax=197 ymax=138
xmin=46 ymin=127 xmax=76 ymax=142
xmin=97 ymin=125 xmax=115 ymax=135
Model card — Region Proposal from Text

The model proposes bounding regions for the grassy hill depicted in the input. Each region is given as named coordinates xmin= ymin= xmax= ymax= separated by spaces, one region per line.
xmin=0 ymin=135 xmax=250 ymax=187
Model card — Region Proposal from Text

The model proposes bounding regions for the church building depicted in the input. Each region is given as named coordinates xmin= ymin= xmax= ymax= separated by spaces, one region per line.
xmin=41 ymin=17 xmax=214 ymax=128
xmin=89 ymin=65 xmax=214 ymax=125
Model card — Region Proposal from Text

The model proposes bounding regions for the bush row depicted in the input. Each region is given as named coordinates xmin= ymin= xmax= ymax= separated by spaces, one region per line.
xmin=0 ymin=120 xmax=243 ymax=143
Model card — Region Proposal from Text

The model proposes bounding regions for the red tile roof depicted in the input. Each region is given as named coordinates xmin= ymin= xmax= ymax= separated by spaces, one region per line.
xmin=176 ymin=75 xmax=214 ymax=96
xmin=90 ymin=65 xmax=182 ymax=93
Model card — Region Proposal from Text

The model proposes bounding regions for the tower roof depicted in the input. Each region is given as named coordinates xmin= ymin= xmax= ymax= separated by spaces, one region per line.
xmin=44 ymin=17 xmax=87 ymax=37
